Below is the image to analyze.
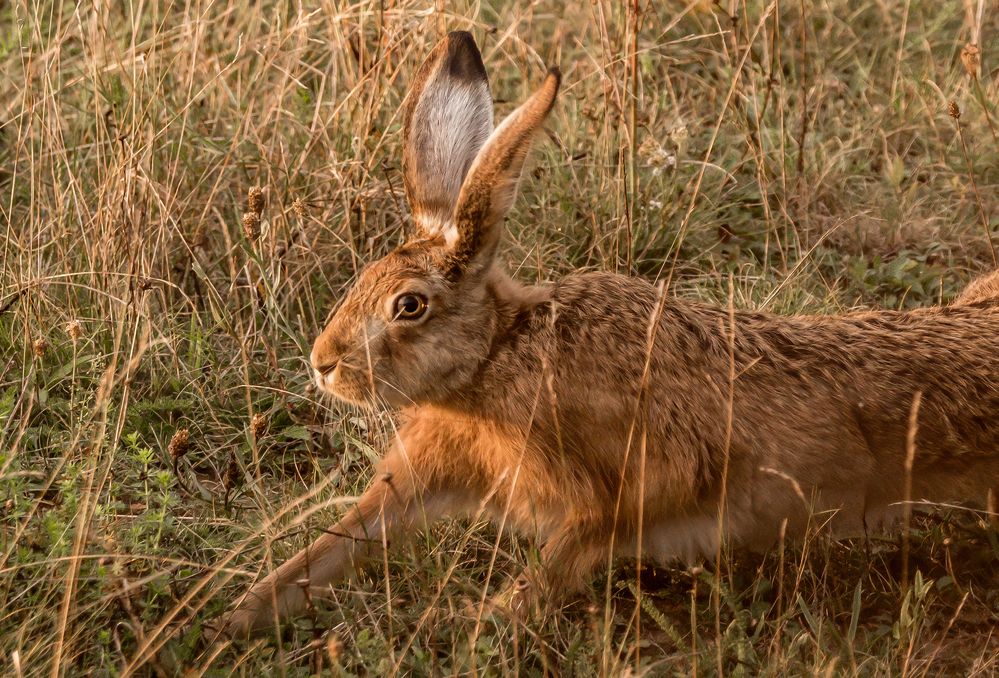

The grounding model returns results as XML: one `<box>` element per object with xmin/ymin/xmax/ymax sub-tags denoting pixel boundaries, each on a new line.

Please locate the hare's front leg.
<box><xmin>217</xmin><ymin>447</ymin><xmax>450</xmax><ymax>639</ymax></box>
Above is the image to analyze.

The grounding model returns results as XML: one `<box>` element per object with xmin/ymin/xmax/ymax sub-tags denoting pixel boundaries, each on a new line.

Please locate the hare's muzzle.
<box><xmin>313</xmin><ymin>358</ymin><xmax>338</xmax><ymax>376</ymax></box>
<box><xmin>310</xmin><ymin>347</ymin><xmax>339</xmax><ymax>390</ymax></box>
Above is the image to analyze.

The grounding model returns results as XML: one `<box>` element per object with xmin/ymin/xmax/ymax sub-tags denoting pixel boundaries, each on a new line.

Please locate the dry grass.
<box><xmin>1</xmin><ymin>0</ymin><xmax>998</xmax><ymax>675</ymax></box>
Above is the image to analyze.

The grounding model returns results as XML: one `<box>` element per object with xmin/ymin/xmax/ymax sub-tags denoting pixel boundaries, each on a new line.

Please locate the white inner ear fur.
<box><xmin>413</xmin><ymin>212</ymin><xmax>461</xmax><ymax>248</ymax></box>
<box><xmin>410</xmin><ymin>76</ymin><xmax>492</xmax><ymax>243</ymax></box>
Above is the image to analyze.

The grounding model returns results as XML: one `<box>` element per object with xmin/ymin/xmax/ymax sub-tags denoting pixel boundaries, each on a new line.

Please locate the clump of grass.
<box><xmin>1</xmin><ymin>0</ymin><xmax>996</xmax><ymax>674</ymax></box>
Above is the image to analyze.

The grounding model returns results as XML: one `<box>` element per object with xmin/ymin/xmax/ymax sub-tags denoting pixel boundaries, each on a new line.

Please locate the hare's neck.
<box><xmin>425</xmin><ymin>266</ymin><xmax>550</xmax><ymax>413</ymax></box>
<box><xmin>483</xmin><ymin>267</ymin><xmax>552</xmax><ymax>359</ymax></box>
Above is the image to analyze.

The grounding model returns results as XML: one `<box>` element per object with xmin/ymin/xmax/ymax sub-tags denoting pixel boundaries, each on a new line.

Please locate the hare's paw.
<box><xmin>202</xmin><ymin>603</ymin><xmax>271</xmax><ymax>646</ymax></box>
<box><xmin>489</xmin><ymin>571</ymin><xmax>547</xmax><ymax>621</ymax></box>
<box><xmin>201</xmin><ymin>612</ymin><xmax>245</xmax><ymax>645</ymax></box>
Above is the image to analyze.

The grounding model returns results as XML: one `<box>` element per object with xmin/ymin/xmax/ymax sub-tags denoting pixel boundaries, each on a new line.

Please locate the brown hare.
<box><xmin>217</xmin><ymin>31</ymin><xmax>999</xmax><ymax>638</ymax></box>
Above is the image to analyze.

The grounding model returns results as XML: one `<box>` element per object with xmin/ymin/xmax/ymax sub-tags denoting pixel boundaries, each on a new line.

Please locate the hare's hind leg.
<box><xmin>954</xmin><ymin>269</ymin><xmax>999</xmax><ymax>305</ymax></box>
<box><xmin>216</xmin><ymin>445</ymin><xmax>454</xmax><ymax>639</ymax></box>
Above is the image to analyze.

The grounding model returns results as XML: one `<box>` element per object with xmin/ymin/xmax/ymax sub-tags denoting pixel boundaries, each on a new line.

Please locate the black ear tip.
<box><xmin>446</xmin><ymin>30</ymin><xmax>476</xmax><ymax>43</ymax></box>
<box><xmin>443</xmin><ymin>31</ymin><xmax>487</xmax><ymax>84</ymax></box>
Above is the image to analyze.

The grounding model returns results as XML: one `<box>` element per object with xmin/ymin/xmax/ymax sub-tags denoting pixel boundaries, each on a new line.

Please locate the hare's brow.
<box><xmin>364</xmin><ymin>263</ymin><xmax>428</xmax><ymax>294</ymax></box>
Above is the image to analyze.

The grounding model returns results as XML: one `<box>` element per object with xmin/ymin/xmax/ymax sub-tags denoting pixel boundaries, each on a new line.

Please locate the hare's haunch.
<box><xmin>216</xmin><ymin>32</ymin><xmax>999</xmax><ymax>638</ymax></box>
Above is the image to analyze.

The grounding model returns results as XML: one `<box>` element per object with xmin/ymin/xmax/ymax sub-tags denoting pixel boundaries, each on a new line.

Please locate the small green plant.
<box><xmin>1</xmin><ymin>0</ymin><xmax>996</xmax><ymax>674</ymax></box>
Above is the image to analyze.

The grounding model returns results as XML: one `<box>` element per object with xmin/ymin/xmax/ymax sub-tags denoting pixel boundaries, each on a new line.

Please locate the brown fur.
<box><xmin>955</xmin><ymin>269</ymin><xmax>999</xmax><ymax>305</ymax></box>
<box><xmin>215</xmin><ymin>34</ymin><xmax>999</xmax><ymax>638</ymax></box>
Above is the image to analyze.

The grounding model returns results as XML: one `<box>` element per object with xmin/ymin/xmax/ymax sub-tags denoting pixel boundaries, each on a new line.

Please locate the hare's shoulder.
<box><xmin>482</xmin><ymin>271</ymin><xmax>662</xmax><ymax>377</ymax></box>
<box><xmin>534</xmin><ymin>271</ymin><xmax>668</xmax><ymax>361</ymax></box>
<box><xmin>551</xmin><ymin>271</ymin><xmax>659</xmax><ymax>318</ymax></box>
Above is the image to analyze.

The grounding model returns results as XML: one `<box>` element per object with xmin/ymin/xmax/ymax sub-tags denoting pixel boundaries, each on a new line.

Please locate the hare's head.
<box><xmin>310</xmin><ymin>32</ymin><xmax>560</xmax><ymax>407</ymax></box>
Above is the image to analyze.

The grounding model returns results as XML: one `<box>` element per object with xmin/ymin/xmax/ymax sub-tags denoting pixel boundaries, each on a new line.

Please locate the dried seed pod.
<box><xmin>33</xmin><ymin>337</ymin><xmax>48</xmax><ymax>358</ymax></box>
<box><xmin>250</xmin><ymin>412</ymin><xmax>268</xmax><ymax>438</ymax></box>
<box><xmin>241</xmin><ymin>211</ymin><xmax>261</xmax><ymax>241</ymax></box>
<box><xmin>292</xmin><ymin>198</ymin><xmax>307</xmax><ymax>218</ymax></box>
<box><xmin>947</xmin><ymin>101</ymin><xmax>961</xmax><ymax>120</ymax></box>
<box><xmin>247</xmin><ymin>186</ymin><xmax>265</xmax><ymax>215</ymax></box>
<box><xmin>224</xmin><ymin>457</ymin><xmax>241</xmax><ymax>490</ymax></box>
<box><xmin>66</xmin><ymin>320</ymin><xmax>82</xmax><ymax>341</ymax></box>
<box><xmin>168</xmin><ymin>428</ymin><xmax>191</xmax><ymax>460</ymax></box>
<box><xmin>961</xmin><ymin>43</ymin><xmax>980</xmax><ymax>79</ymax></box>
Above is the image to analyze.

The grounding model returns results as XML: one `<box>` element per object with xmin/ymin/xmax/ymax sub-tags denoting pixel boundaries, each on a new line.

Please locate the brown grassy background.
<box><xmin>1</xmin><ymin>0</ymin><xmax>997</xmax><ymax>674</ymax></box>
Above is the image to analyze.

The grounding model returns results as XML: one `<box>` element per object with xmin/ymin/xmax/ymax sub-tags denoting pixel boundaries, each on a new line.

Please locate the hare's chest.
<box><xmin>473</xmin><ymin>433</ymin><xmax>613</xmax><ymax>539</ymax></box>
<box><xmin>403</xmin><ymin>408</ymin><xmax>596</xmax><ymax>537</ymax></box>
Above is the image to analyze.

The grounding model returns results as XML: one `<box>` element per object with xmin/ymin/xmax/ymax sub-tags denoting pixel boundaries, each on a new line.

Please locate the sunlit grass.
<box><xmin>1</xmin><ymin>0</ymin><xmax>997</xmax><ymax>674</ymax></box>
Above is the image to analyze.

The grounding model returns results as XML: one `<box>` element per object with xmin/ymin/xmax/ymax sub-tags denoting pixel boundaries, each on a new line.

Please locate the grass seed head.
<box><xmin>947</xmin><ymin>101</ymin><xmax>961</xmax><ymax>120</ymax></box>
<box><xmin>247</xmin><ymin>186</ymin><xmax>265</xmax><ymax>215</ymax></box>
<box><xmin>32</xmin><ymin>337</ymin><xmax>48</xmax><ymax>358</ymax></box>
<box><xmin>961</xmin><ymin>43</ymin><xmax>980</xmax><ymax>79</ymax></box>
<box><xmin>292</xmin><ymin>197</ymin><xmax>307</xmax><ymax>218</ymax></box>
<box><xmin>250</xmin><ymin>412</ymin><xmax>268</xmax><ymax>437</ymax></box>
<box><xmin>168</xmin><ymin>428</ymin><xmax>190</xmax><ymax>460</ymax></box>
<box><xmin>241</xmin><ymin>211</ymin><xmax>261</xmax><ymax>241</ymax></box>
<box><xmin>66</xmin><ymin>320</ymin><xmax>82</xmax><ymax>341</ymax></box>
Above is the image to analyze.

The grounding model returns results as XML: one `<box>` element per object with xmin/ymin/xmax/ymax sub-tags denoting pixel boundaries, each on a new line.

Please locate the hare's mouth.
<box><xmin>312</xmin><ymin>360</ymin><xmax>337</xmax><ymax>393</ymax></box>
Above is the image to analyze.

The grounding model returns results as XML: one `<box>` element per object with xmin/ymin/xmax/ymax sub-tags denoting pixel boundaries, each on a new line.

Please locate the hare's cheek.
<box><xmin>313</xmin><ymin>362</ymin><xmax>362</xmax><ymax>400</ymax></box>
<box><xmin>325</xmin><ymin>366</ymin><xmax>377</xmax><ymax>406</ymax></box>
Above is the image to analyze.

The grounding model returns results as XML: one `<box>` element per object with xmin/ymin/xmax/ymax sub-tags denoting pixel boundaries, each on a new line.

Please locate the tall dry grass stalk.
<box><xmin>1</xmin><ymin>0</ymin><xmax>997</xmax><ymax>674</ymax></box>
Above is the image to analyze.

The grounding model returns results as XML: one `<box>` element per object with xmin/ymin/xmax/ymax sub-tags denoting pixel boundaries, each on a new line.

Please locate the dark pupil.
<box><xmin>399</xmin><ymin>295</ymin><xmax>422</xmax><ymax>316</ymax></box>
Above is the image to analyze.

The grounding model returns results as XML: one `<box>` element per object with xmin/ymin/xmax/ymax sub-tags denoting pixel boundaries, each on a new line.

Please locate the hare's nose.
<box><xmin>310</xmin><ymin>343</ymin><xmax>339</xmax><ymax>375</ymax></box>
<box><xmin>311</xmin><ymin>325</ymin><xmax>348</xmax><ymax>374</ymax></box>
<box><xmin>311</xmin><ymin>354</ymin><xmax>339</xmax><ymax>376</ymax></box>
<box><xmin>315</xmin><ymin>360</ymin><xmax>338</xmax><ymax>375</ymax></box>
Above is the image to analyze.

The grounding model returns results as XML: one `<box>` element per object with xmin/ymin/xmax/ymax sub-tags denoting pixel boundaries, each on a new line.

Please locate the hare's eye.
<box><xmin>392</xmin><ymin>293</ymin><xmax>428</xmax><ymax>321</ymax></box>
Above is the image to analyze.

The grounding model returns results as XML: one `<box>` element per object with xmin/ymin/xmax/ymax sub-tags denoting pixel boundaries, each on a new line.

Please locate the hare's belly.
<box><xmin>640</xmin><ymin>514</ymin><xmax>722</xmax><ymax>563</ymax></box>
<box><xmin>635</xmin><ymin>484</ymin><xmax>875</xmax><ymax>563</ymax></box>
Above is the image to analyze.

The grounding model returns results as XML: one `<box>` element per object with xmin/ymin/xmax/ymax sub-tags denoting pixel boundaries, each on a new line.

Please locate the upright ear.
<box><xmin>449</xmin><ymin>67</ymin><xmax>561</xmax><ymax>270</ymax></box>
<box><xmin>402</xmin><ymin>31</ymin><xmax>493</xmax><ymax>242</ymax></box>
